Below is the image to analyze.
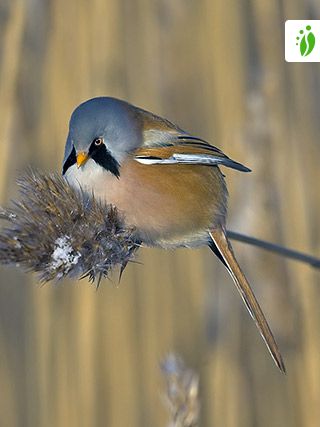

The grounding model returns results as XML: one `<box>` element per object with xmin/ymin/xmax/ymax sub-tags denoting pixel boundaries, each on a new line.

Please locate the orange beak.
<box><xmin>76</xmin><ymin>151</ymin><xmax>89</xmax><ymax>168</ymax></box>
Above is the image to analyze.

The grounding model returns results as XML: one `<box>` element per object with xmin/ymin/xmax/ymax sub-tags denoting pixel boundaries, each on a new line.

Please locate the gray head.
<box><xmin>63</xmin><ymin>97</ymin><xmax>143</xmax><ymax>176</ymax></box>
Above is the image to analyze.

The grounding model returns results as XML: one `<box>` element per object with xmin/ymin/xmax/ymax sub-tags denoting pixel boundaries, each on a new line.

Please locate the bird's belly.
<box><xmin>65</xmin><ymin>160</ymin><xmax>227</xmax><ymax>248</ymax></box>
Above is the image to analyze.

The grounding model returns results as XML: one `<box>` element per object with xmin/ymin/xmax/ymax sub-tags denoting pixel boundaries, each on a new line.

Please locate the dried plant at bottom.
<box><xmin>161</xmin><ymin>354</ymin><xmax>200</xmax><ymax>427</ymax></box>
<box><xmin>0</xmin><ymin>170</ymin><xmax>139</xmax><ymax>284</ymax></box>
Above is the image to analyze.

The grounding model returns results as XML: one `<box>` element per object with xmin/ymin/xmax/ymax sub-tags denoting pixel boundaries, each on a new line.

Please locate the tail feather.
<box><xmin>209</xmin><ymin>228</ymin><xmax>286</xmax><ymax>373</ymax></box>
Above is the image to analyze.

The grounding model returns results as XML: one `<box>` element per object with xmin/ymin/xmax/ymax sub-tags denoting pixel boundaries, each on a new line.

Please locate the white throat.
<box><xmin>64</xmin><ymin>158</ymin><xmax>112</xmax><ymax>196</ymax></box>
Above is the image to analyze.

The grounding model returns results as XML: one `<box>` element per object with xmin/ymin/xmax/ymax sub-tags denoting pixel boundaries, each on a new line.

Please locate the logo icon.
<box><xmin>296</xmin><ymin>25</ymin><xmax>315</xmax><ymax>56</ymax></box>
<box><xmin>285</xmin><ymin>20</ymin><xmax>320</xmax><ymax>62</ymax></box>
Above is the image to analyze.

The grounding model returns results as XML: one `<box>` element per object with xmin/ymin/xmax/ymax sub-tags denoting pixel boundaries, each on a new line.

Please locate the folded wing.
<box><xmin>134</xmin><ymin>135</ymin><xmax>251</xmax><ymax>173</ymax></box>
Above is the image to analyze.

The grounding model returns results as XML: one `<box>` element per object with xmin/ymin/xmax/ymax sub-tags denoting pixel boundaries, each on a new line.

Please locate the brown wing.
<box><xmin>135</xmin><ymin>106</ymin><xmax>250</xmax><ymax>172</ymax></box>
<box><xmin>134</xmin><ymin>136</ymin><xmax>251</xmax><ymax>173</ymax></box>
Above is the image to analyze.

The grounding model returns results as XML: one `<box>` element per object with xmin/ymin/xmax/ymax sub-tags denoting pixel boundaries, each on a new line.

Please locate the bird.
<box><xmin>62</xmin><ymin>96</ymin><xmax>285</xmax><ymax>372</ymax></box>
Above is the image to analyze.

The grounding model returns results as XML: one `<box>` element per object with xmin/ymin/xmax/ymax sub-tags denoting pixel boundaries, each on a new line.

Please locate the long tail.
<box><xmin>209</xmin><ymin>228</ymin><xmax>286</xmax><ymax>373</ymax></box>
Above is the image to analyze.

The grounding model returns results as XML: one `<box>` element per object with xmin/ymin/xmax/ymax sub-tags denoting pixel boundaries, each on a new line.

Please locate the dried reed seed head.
<box><xmin>0</xmin><ymin>169</ymin><xmax>139</xmax><ymax>284</ymax></box>
<box><xmin>161</xmin><ymin>354</ymin><xmax>200</xmax><ymax>427</ymax></box>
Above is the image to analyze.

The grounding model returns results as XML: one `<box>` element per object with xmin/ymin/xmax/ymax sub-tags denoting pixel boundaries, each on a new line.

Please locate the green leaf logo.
<box><xmin>296</xmin><ymin>25</ymin><xmax>316</xmax><ymax>57</ymax></box>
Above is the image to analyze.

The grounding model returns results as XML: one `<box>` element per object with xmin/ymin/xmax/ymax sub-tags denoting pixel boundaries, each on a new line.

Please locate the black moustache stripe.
<box><xmin>62</xmin><ymin>144</ymin><xmax>120</xmax><ymax>178</ymax></box>
<box><xmin>63</xmin><ymin>146</ymin><xmax>77</xmax><ymax>175</ymax></box>
<box><xmin>90</xmin><ymin>144</ymin><xmax>120</xmax><ymax>178</ymax></box>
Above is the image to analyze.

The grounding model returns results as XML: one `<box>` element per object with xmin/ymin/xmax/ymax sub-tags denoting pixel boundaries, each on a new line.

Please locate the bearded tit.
<box><xmin>63</xmin><ymin>97</ymin><xmax>285</xmax><ymax>372</ymax></box>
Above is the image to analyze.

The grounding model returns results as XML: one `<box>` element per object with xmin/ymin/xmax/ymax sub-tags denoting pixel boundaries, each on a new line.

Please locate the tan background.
<box><xmin>1</xmin><ymin>0</ymin><xmax>320</xmax><ymax>426</ymax></box>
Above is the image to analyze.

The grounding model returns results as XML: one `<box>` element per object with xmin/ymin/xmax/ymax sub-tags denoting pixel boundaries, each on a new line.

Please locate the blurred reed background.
<box><xmin>0</xmin><ymin>0</ymin><xmax>320</xmax><ymax>426</ymax></box>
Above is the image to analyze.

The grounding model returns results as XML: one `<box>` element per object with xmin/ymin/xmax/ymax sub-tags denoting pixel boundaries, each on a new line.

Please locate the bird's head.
<box><xmin>62</xmin><ymin>97</ymin><xmax>143</xmax><ymax>178</ymax></box>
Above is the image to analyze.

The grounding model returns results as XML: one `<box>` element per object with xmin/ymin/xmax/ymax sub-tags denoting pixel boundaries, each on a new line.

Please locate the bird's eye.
<box><xmin>94</xmin><ymin>137</ymin><xmax>103</xmax><ymax>146</ymax></box>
